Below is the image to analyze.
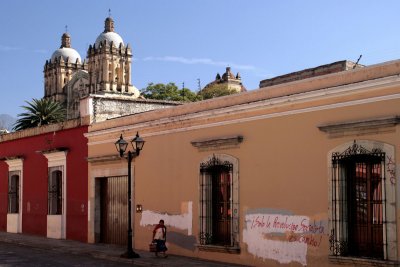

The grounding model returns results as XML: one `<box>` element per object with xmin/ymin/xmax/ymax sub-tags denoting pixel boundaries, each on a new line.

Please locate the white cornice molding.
<box><xmin>85</xmin><ymin>75</ymin><xmax>400</xmax><ymax>144</ymax></box>
<box><xmin>87</xmin><ymin>92</ymin><xmax>400</xmax><ymax>146</ymax></box>
<box><xmin>191</xmin><ymin>135</ymin><xmax>244</xmax><ymax>151</ymax></box>
<box><xmin>4</xmin><ymin>158</ymin><xmax>23</xmax><ymax>170</ymax></box>
<box><xmin>319</xmin><ymin>116</ymin><xmax>400</xmax><ymax>132</ymax></box>
<box><xmin>42</xmin><ymin>150</ymin><xmax>68</xmax><ymax>168</ymax></box>
<box><xmin>318</xmin><ymin>116</ymin><xmax>400</xmax><ymax>138</ymax></box>
<box><xmin>87</xmin><ymin>154</ymin><xmax>121</xmax><ymax>163</ymax></box>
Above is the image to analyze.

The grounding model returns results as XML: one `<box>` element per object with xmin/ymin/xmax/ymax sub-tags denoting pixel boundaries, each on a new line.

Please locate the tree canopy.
<box><xmin>140</xmin><ymin>82</ymin><xmax>240</xmax><ymax>102</ymax></box>
<box><xmin>13</xmin><ymin>98</ymin><xmax>66</xmax><ymax>131</ymax></box>
<box><xmin>179</xmin><ymin>87</ymin><xmax>202</xmax><ymax>102</ymax></box>
<box><xmin>140</xmin><ymin>82</ymin><xmax>201</xmax><ymax>102</ymax></box>
<box><xmin>197</xmin><ymin>84</ymin><xmax>238</xmax><ymax>100</ymax></box>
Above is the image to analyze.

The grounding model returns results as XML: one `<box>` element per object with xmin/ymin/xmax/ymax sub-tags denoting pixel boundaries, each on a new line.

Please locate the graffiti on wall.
<box><xmin>140</xmin><ymin>201</ymin><xmax>193</xmax><ymax>235</ymax></box>
<box><xmin>243</xmin><ymin>211</ymin><xmax>326</xmax><ymax>266</ymax></box>
<box><xmin>386</xmin><ymin>155</ymin><xmax>396</xmax><ymax>185</ymax></box>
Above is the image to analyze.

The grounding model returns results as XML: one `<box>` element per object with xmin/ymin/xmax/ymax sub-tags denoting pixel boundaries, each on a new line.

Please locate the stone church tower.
<box><xmin>43</xmin><ymin>16</ymin><xmax>140</xmax><ymax>120</ymax></box>
<box><xmin>87</xmin><ymin>16</ymin><xmax>139</xmax><ymax>97</ymax></box>
<box><xmin>202</xmin><ymin>67</ymin><xmax>247</xmax><ymax>93</ymax></box>
<box><xmin>43</xmin><ymin>32</ymin><xmax>86</xmax><ymax>106</ymax></box>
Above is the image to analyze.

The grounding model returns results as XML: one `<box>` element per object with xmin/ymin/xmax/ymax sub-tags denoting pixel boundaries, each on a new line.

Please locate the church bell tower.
<box><xmin>44</xmin><ymin>32</ymin><xmax>86</xmax><ymax>106</ymax></box>
<box><xmin>87</xmin><ymin>16</ymin><xmax>139</xmax><ymax>97</ymax></box>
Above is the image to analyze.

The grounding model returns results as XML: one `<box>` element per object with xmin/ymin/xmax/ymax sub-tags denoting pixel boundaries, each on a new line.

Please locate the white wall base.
<box><xmin>47</xmin><ymin>215</ymin><xmax>64</xmax><ymax>239</ymax></box>
<box><xmin>7</xmin><ymin>214</ymin><xmax>20</xmax><ymax>233</ymax></box>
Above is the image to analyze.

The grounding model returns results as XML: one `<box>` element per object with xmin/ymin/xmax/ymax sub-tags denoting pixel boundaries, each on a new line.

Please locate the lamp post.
<box><xmin>115</xmin><ymin>132</ymin><xmax>145</xmax><ymax>259</ymax></box>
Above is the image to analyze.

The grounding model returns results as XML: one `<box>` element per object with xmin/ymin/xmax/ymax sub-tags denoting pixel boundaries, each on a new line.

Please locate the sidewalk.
<box><xmin>0</xmin><ymin>232</ymin><xmax>247</xmax><ymax>267</ymax></box>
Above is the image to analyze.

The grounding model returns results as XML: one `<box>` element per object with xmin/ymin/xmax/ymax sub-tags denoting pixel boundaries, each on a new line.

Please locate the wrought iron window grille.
<box><xmin>199</xmin><ymin>154</ymin><xmax>234</xmax><ymax>247</ymax></box>
<box><xmin>48</xmin><ymin>168</ymin><xmax>63</xmax><ymax>215</ymax></box>
<box><xmin>8</xmin><ymin>172</ymin><xmax>19</xmax><ymax>214</ymax></box>
<box><xmin>330</xmin><ymin>141</ymin><xmax>387</xmax><ymax>260</ymax></box>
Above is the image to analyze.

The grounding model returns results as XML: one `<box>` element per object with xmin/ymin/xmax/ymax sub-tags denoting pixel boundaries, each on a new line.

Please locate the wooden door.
<box><xmin>100</xmin><ymin>176</ymin><xmax>128</xmax><ymax>245</ymax></box>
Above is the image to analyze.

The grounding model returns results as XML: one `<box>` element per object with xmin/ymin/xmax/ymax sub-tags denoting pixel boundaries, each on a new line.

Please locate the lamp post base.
<box><xmin>121</xmin><ymin>250</ymin><xmax>140</xmax><ymax>258</ymax></box>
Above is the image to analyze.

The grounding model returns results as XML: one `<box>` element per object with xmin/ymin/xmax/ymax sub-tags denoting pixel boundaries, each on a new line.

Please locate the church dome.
<box><xmin>50</xmin><ymin>32</ymin><xmax>81</xmax><ymax>63</ymax></box>
<box><xmin>94</xmin><ymin>16</ymin><xmax>124</xmax><ymax>48</ymax></box>
<box><xmin>95</xmin><ymin>32</ymin><xmax>124</xmax><ymax>47</ymax></box>
<box><xmin>51</xmin><ymin>47</ymin><xmax>81</xmax><ymax>63</ymax></box>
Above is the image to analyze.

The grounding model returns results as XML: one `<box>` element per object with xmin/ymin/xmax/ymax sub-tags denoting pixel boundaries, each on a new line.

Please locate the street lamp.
<box><xmin>115</xmin><ymin>132</ymin><xmax>145</xmax><ymax>259</ymax></box>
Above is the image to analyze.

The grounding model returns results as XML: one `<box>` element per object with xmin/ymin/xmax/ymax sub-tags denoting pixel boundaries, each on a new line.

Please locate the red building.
<box><xmin>0</xmin><ymin>120</ymin><xmax>88</xmax><ymax>242</ymax></box>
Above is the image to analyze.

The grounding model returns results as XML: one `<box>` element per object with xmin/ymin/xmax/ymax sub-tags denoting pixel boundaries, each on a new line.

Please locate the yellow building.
<box><xmin>85</xmin><ymin>59</ymin><xmax>400</xmax><ymax>266</ymax></box>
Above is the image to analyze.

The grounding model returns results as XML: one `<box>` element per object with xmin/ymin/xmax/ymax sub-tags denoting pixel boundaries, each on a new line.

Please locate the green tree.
<box><xmin>141</xmin><ymin>82</ymin><xmax>181</xmax><ymax>101</ymax></box>
<box><xmin>180</xmin><ymin>88</ymin><xmax>202</xmax><ymax>102</ymax></box>
<box><xmin>197</xmin><ymin>84</ymin><xmax>238</xmax><ymax>100</ymax></box>
<box><xmin>141</xmin><ymin>82</ymin><xmax>201</xmax><ymax>102</ymax></box>
<box><xmin>13</xmin><ymin>98</ymin><xmax>66</xmax><ymax>131</ymax></box>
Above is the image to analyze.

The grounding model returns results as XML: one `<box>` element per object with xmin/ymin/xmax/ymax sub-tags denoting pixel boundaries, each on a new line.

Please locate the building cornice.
<box><xmin>318</xmin><ymin>116</ymin><xmax>400</xmax><ymax>138</ymax></box>
<box><xmin>39</xmin><ymin>147</ymin><xmax>69</xmax><ymax>155</ymax></box>
<box><xmin>87</xmin><ymin>154</ymin><xmax>121</xmax><ymax>163</ymax></box>
<box><xmin>3</xmin><ymin>157</ymin><xmax>24</xmax><ymax>170</ymax></box>
<box><xmin>0</xmin><ymin>156</ymin><xmax>24</xmax><ymax>162</ymax></box>
<box><xmin>88</xmin><ymin>93</ymin><xmax>182</xmax><ymax>105</ymax></box>
<box><xmin>88</xmin><ymin>59</ymin><xmax>400</xmax><ymax>134</ymax></box>
<box><xmin>0</xmin><ymin>119</ymin><xmax>87</xmax><ymax>143</ymax></box>
<box><xmin>191</xmin><ymin>135</ymin><xmax>244</xmax><ymax>151</ymax></box>
<box><xmin>86</xmin><ymin>74</ymin><xmax>400</xmax><ymax>143</ymax></box>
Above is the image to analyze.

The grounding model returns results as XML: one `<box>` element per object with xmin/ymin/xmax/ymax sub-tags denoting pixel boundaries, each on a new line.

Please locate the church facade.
<box><xmin>43</xmin><ymin>16</ymin><xmax>177</xmax><ymax>122</ymax></box>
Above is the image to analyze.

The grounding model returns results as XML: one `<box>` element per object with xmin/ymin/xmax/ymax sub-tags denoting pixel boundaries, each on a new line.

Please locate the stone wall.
<box><xmin>87</xmin><ymin>94</ymin><xmax>181</xmax><ymax>123</ymax></box>
<box><xmin>259</xmin><ymin>60</ymin><xmax>364</xmax><ymax>88</ymax></box>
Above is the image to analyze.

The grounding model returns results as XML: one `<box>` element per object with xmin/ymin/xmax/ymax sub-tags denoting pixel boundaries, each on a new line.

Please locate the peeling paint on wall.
<box><xmin>245</xmin><ymin>208</ymin><xmax>294</xmax><ymax>216</ymax></box>
<box><xmin>243</xmin><ymin>212</ymin><xmax>325</xmax><ymax>266</ymax></box>
<box><xmin>140</xmin><ymin>201</ymin><xmax>193</xmax><ymax>235</ymax></box>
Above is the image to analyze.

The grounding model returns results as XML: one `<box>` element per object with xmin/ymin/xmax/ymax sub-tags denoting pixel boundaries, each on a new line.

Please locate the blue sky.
<box><xmin>1</xmin><ymin>0</ymin><xmax>400</xmax><ymax>117</ymax></box>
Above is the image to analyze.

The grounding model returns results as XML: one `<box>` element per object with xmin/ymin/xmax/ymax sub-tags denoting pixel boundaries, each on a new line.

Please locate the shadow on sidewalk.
<box><xmin>0</xmin><ymin>232</ymin><xmax>249</xmax><ymax>267</ymax></box>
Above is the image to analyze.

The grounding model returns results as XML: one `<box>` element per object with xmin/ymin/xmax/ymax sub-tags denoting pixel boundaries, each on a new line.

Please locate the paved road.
<box><xmin>0</xmin><ymin>241</ymin><xmax>134</xmax><ymax>267</ymax></box>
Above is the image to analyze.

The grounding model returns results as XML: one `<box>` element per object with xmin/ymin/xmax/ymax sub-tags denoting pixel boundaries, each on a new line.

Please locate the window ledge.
<box><xmin>318</xmin><ymin>116</ymin><xmax>400</xmax><ymax>138</ymax></box>
<box><xmin>329</xmin><ymin>256</ymin><xmax>398</xmax><ymax>266</ymax></box>
<box><xmin>0</xmin><ymin>156</ymin><xmax>24</xmax><ymax>161</ymax></box>
<box><xmin>191</xmin><ymin>135</ymin><xmax>243</xmax><ymax>151</ymax></box>
<box><xmin>39</xmin><ymin>147</ymin><xmax>69</xmax><ymax>154</ymax></box>
<box><xmin>196</xmin><ymin>244</ymin><xmax>240</xmax><ymax>254</ymax></box>
<box><xmin>87</xmin><ymin>154</ymin><xmax>121</xmax><ymax>163</ymax></box>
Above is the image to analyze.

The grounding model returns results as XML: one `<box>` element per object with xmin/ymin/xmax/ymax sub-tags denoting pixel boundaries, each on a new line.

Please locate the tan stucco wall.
<box><xmin>86</xmin><ymin>61</ymin><xmax>400</xmax><ymax>266</ymax></box>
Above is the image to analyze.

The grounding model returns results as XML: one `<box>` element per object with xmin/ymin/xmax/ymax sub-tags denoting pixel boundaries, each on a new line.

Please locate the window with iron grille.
<box><xmin>8</xmin><ymin>171</ymin><xmax>20</xmax><ymax>214</ymax></box>
<box><xmin>199</xmin><ymin>154</ymin><xmax>239</xmax><ymax>248</ymax></box>
<box><xmin>48</xmin><ymin>166</ymin><xmax>63</xmax><ymax>215</ymax></box>
<box><xmin>330</xmin><ymin>142</ymin><xmax>387</xmax><ymax>260</ymax></box>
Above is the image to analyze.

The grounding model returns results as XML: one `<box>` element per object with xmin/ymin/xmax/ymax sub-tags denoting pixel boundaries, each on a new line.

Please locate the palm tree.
<box><xmin>13</xmin><ymin>98</ymin><xmax>66</xmax><ymax>131</ymax></box>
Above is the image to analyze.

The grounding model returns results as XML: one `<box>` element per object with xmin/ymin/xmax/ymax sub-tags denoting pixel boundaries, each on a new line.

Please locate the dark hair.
<box><xmin>159</xmin><ymin>219</ymin><xmax>164</xmax><ymax>224</ymax></box>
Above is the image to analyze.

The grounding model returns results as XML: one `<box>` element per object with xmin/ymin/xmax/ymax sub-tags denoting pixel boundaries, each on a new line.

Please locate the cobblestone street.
<box><xmin>0</xmin><ymin>232</ymin><xmax>247</xmax><ymax>267</ymax></box>
<box><xmin>0</xmin><ymin>242</ymin><xmax>134</xmax><ymax>266</ymax></box>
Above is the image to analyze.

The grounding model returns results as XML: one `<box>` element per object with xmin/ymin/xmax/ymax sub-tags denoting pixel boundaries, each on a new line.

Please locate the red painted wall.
<box><xmin>0</xmin><ymin>125</ymin><xmax>88</xmax><ymax>242</ymax></box>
